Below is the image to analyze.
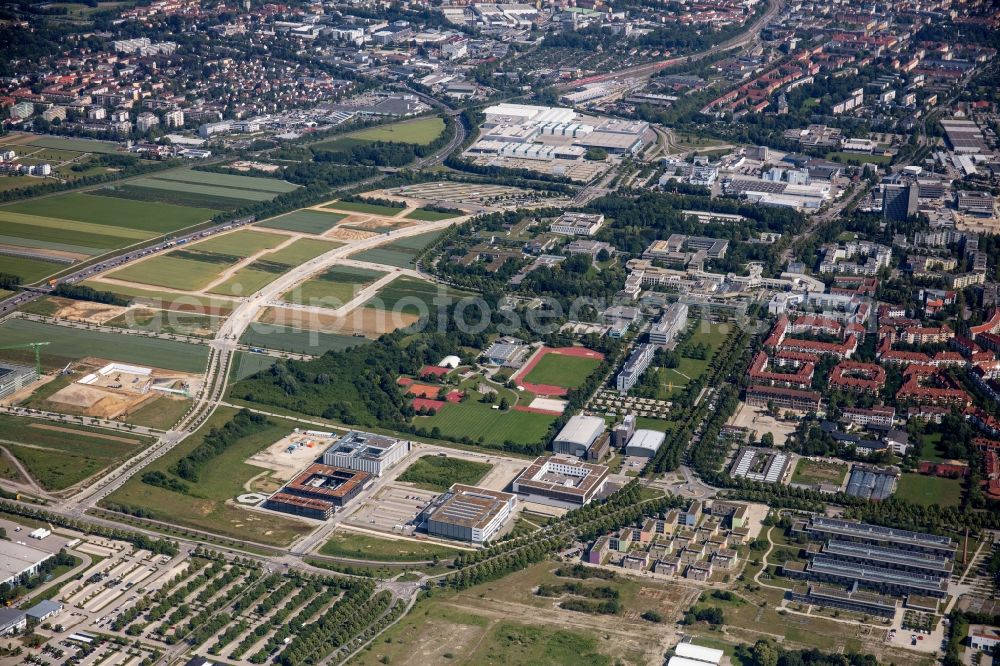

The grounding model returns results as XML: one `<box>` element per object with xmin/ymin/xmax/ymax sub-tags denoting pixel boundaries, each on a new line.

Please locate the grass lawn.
<box><xmin>101</xmin><ymin>407</ymin><xmax>314</xmax><ymax>546</ymax></box>
<box><xmin>405</xmin><ymin>208</ymin><xmax>458</xmax><ymax>222</ymax></box>
<box><xmin>0</xmin><ymin>255</ymin><xmax>66</xmax><ymax>283</ymax></box>
<box><xmin>826</xmin><ymin>151</ymin><xmax>892</xmax><ymax>166</ymax></box>
<box><xmin>0</xmin><ymin>318</ymin><xmax>210</xmax><ymax>373</ymax></box>
<box><xmin>105</xmin><ymin>309</ymin><xmax>223</xmax><ymax>338</ymax></box>
<box><xmin>523</xmin><ymin>353</ymin><xmax>601</xmax><ymax>389</ymax></box>
<box><xmin>265</xmin><ymin>238</ymin><xmax>341</xmax><ymax>264</ymax></box>
<box><xmin>150</xmin><ymin>168</ymin><xmax>298</xmax><ymax>193</ymax></box>
<box><xmin>319</xmin><ymin>531</ymin><xmax>460</xmax><ymax>562</ymax></box>
<box><xmin>126</xmin><ymin>176</ymin><xmax>278</xmax><ymax>202</ymax></box>
<box><xmin>0</xmin><ymin>413</ymin><xmax>152</xmax><ymax>491</ymax></box>
<box><xmin>23</xmin><ymin>135</ymin><xmax>121</xmax><ymax>154</ymax></box>
<box><xmin>918</xmin><ymin>433</ymin><xmax>946</xmax><ymax>463</ymax></box>
<box><xmin>397</xmin><ymin>455</ymin><xmax>492</xmax><ymax>492</ymax></box>
<box><xmin>232</xmin><ymin>351</ymin><xmax>276</xmax><ymax>382</ymax></box>
<box><xmin>792</xmin><ymin>459</ymin><xmax>848</xmax><ymax>487</ymax></box>
<box><xmin>257</xmin><ymin>210</ymin><xmax>346</xmax><ymax>234</ymax></box>
<box><xmin>634</xmin><ymin>416</ymin><xmax>675</xmax><ymax>431</ymax></box>
<box><xmin>895</xmin><ymin>473</ymin><xmax>963</xmax><ymax>508</ymax></box>
<box><xmin>415</xmin><ymin>400</ymin><xmax>555</xmax><ymax>447</ymax></box>
<box><xmin>283</xmin><ymin>265</ymin><xmax>386</xmax><ymax>307</ymax></box>
<box><xmin>188</xmin><ymin>229</ymin><xmax>287</xmax><ymax>257</ymax></box>
<box><xmin>346</xmin><ymin>117</ymin><xmax>445</xmax><ymax>145</ymax></box>
<box><xmin>323</xmin><ymin>200</ymin><xmax>404</xmax><ymax>216</ymax></box>
<box><xmin>107</xmin><ymin>254</ymin><xmax>227</xmax><ymax>291</ymax></box>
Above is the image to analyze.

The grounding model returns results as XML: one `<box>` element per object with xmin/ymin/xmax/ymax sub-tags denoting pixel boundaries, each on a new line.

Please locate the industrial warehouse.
<box><xmin>783</xmin><ymin>517</ymin><xmax>957</xmax><ymax>617</ymax></box>
<box><xmin>512</xmin><ymin>456</ymin><xmax>609</xmax><ymax>508</ymax></box>
<box><xmin>416</xmin><ymin>484</ymin><xmax>516</xmax><ymax>544</ymax></box>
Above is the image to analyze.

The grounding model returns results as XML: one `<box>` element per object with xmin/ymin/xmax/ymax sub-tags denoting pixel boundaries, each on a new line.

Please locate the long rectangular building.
<box><xmin>322</xmin><ymin>431</ymin><xmax>409</xmax><ymax>477</ymax></box>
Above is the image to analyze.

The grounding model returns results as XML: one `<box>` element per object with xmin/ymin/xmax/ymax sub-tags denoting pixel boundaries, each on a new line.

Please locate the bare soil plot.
<box><xmin>51</xmin><ymin>297</ymin><xmax>131</xmax><ymax>324</ymax></box>
<box><xmin>259</xmin><ymin>305</ymin><xmax>419</xmax><ymax>337</ymax></box>
<box><xmin>325</xmin><ymin>227</ymin><xmax>380</xmax><ymax>242</ymax></box>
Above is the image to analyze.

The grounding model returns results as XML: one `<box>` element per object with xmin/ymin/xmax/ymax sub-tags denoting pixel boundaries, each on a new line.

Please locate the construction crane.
<box><xmin>0</xmin><ymin>342</ymin><xmax>50</xmax><ymax>375</ymax></box>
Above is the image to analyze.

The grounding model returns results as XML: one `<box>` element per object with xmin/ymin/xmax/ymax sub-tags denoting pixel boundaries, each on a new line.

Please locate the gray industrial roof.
<box><xmin>553</xmin><ymin>415</ymin><xmax>605</xmax><ymax>447</ymax></box>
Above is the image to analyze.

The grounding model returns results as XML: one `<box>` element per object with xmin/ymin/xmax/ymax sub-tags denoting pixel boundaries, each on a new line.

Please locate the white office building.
<box><xmin>322</xmin><ymin>431</ymin><xmax>409</xmax><ymax>476</ymax></box>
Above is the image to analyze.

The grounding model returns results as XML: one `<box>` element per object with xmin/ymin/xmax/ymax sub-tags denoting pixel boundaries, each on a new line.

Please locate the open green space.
<box><xmin>123</xmin><ymin>396</ymin><xmax>191</xmax><ymax>430</ymax></box>
<box><xmin>319</xmin><ymin>531</ymin><xmax>461</xmax><ymax>562</ymax></box>
<box><xmin>25</xmin><ymin>135</ymin><xmax>122</xmax><ymax>154</ymax></box>
<box><xmin>105</xmin><ymin>309</ymin><xmax>223</xmax><ymax>338</ymax></box>
<box><xmin>397</xmin><ymin>455</ymin><xmax>492</xmax><ymax>492</ymax></box>
<box><xmin>825</xmin><ymin>151</ymin><xmax>892</xmax><ymax>166</ymax></box>
<box><xmin>523</xmin><ymin>353</ymin><xmax>601</xmax><ymax>389</ymax></box>
<box><xmin>323</xmin><ymin>200</ymin><xmax>404</xmax><ymax>216</ymax></box>
<box><xmin>918</xmin><ymin>433</ymin><xmax>946</xmax><ymax>463</ymax></box>
<box><xmin>107</xmin><ymin>254</ymin><xmax>228</xmax><ymax>291</ymax></box>
<box><xmin>3</xmin><ymin>192</ymin><xmax>216</xmax><ymax>233</ymax></box>
<box><xmin>102</xmin><ymin>407</ymin><xmax>314</xmax><ymax>546</ymax></box>
<box><xmin>351</xmin><ymin>230</ymin><xmax>446</xmax><ymax>269</ymax></box>
<box><xmin>0</xmin><ymin>318</ymin><xmax>209</xmax><ymax>373</ymax></box>
<box><xmin>405</xmin><ymin>208</ymin><xmax>459</xmax><ymax>222</ymax></box>
<box><xmin>187</xmin><ymin>229</ymin><xmax>287</xmax><ymax>257</ymax></box>
<box><xmin>415</xmin><ymin>400</ymin><xmax>555</xmax><ymax>447</ymax></box>
<box><xmin>239</xmin><ymin>323</ymin><xmax>366</xmax><ymax>356</ymax></box>
<box><xmin>0</xmin><ymin>255</ymin><xmax>66</xmax><ymax>283</ymax></box>
<box><xmin>895</xmin><ymin>473</ymin><xmax>963</xmax><ymax>508</ymax></box>
<box><xmin>232</xmin><ymin>351</ymin><xmax>276</xmax><ymax>381</ymax></box>
<box><xmin>791</xmin><ymin>459</ymin><xmax>848</xmax><ymax>487</ymax></box>
<box><xmin>257</xmin><ymin>210</ymin><xmax>346</xmax><ymax>234</ymax></box>
<box><xmin>265</xmin><ymin>238</ymin><xmax>340</xmax><ymax>264</ymax></box>
<box><xmin>0</xmin><ymin>413</ymin><xmax>152</xmax><ymax>491</ymax></box>
<box><xmin>634</xmin><ymin>416</ymin><xmax>675</xmax><ymax>432</ymax></box>
<box><xmin>366</xmin><ymin>276</ymin><xmax>468</xmax><ymax>314</ymax></box>
<box><xmin>345</xmin><ymin>117</ymin><xmax>446</xmax><ymax>145</ymax></box>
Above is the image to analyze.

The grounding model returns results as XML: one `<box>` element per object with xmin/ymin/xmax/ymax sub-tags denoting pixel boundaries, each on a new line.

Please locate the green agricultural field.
<box><xmin>77</xmin><ymin>280</ymin><xmax>236</xmax><ymax>315</ymax></box>
<box><xmin>319</xmin><ymin>531</ymin><xmax>460</xmax><ymax>562</ymax></box>
<box><xmin>284</xmin><ymin>266</ymin><xmax>386</xmax><ymax>306</ymax></box>
<box><xmin>323</xmin><ymin>200</ymin><xmax>404</xmax><ymax>216</ymax></box>
<box><xmin>523</xmin><ymin>353</ymin><xmax>601</xmax><ymax>389</ymax></box>
<box><xmin>3</xmin><ymin>192</ymin><xmax>216</xmax><ymax>233</ymax></box>
<box><xmin>102</xmin><ymin>407</ymin><xmax>314</xmax><ymax>546</ymax></box>
<box><xmin>150</xmin><ymin>169</ymin><xmax>298</xmax><ymax>193</ymax></box>
<box><xmin>257</xmin><ymin>210</ymin><xmax>346</xmax><ymax>234</ymax></box>
<box><xmin>125</xmin><ymin>176</ymin><xmax>275</xmax><ymax>202</ymax></box>
<box><xmin>384</xmin><ymin>229</ymin><xmax>445</xmax><ymax>251</ymax></box>
<box><xmin>397</xmin><ymin>455</ymin><xmax>491</xmax><ymax>492</ymax></box>
<box><xmin>265</xmin><ymin>238</ymin><xmax>340</xmax><ymax>264</ymax></box>
<box><xmin>346</xmin><ymin>117</ymin><xmax>446</xmax><ymax>145</ymax></box>
<box><xmin>366</xmin><ymin>276</ymin><xmax>468</xmax><ymax>314</ymax></box>
<box><xmin>105</xmin><ymin>309</ymin><xmax>223</xmax><ymax>338</ymax></box>
<box><xmin>0</xmin><ymin>318</ymin><xmax>209</xmax><ymax>373</ymax></box>
<box><xmin>792</xmin><ymin>459</ymin><xmax>848</xmax><ymax>487</ymax></box>
<box><xmin>351</xmin><ymin>230</ymin><xmax>445</xmax><ymax>268</ymax></box>
<box><xmin>208</xmin><ymin>266</ymin><xmax>280</xmax><ymax>296</ymax></box>
<box><xmin>415</xmin><ymin>401</ymin><xmax>555</xmax><ymax>447</ymax></box>
<box><xmin>405</xmin><ymin>208</ymin><xmax>459</xmax><ymax>221</ymax></box>
<box><xmin>0</xmin><ymin>212</ymin><xmax>152</xmax><ymax>250</ymax></box>
<box><xmin>107</xmin><ymin>254</ymin><xmax>228</xmax><ymax>291</ymax></box>
<box><xmin>895</xmin><ymin>473</ymin><xmax>963</xmax><ymax>508</ymax></box>
<box><xmin>0</xmin><ymin>255</ymin><xmax>66</xmax><ymax>283</ymax></box>
<box><xmin>93</xmin><ymin>183</ymin><xmax>242</xmax><ymax>211</ymax></box>
<box><xmin>240</xmin><ymin>323</ymin><xmax>366</xmax><ymax>356</ymax></box>
<box><xmin>0</xmin><ymin>413</ymin><xmax>152</xmax><ymax>491</ymax></box>
<box><xmin>188</xmin><ymin>229</ymin><xmax>287</xmax><ymax>257</ymax></box>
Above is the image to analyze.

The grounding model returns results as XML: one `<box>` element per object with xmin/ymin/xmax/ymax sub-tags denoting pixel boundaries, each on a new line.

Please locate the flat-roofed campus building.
<box><xmin>418</xmin><ymin>484</ymin><xmax>516</xmax><ymax>544</ymax></box>
<box><xmin>266</xmin><ymin>463</ymin><xmax>371</xmax><ymax>520</ymax></box>
<box><xmin>552</xmin><ymin>414</ymin><xmax>608</xmax><ymax>459</ymax></box>
<box><xmin>512</xmin><ymin>456</ymin><xmax>609</xmax><ymax>508</ymax></box>
<box><xmin>784</xmin><ymin>516</ymin><xmax>956</xmax><ymax>605</ymax></box>
<box><xmin>649</xmin><ymin>303</ymin><xmax>688</xmax><ymax>346</ymax></box>
<box><xmin>0</xmin><ymin>362</ymin><xmax>37</xmax><ymax>400</ymax></box>
<box><xmin>729</xmin><ymin>447</ymin><xmax>789</xmax><ymax>483</ymax></box>
<box><xmin>322</xmin><ymin>431</ymin><xmax>409</xmax><ymax>477</ymax></box>
<box><xmin>625</xmin><ymin>429</ymin><xmax>665</xmax><ymax>458</ymax></box>
<box><xmin>0</xmin><ymin>539</ymin><xmax>55</xmax><ymax>587</ymax></box>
